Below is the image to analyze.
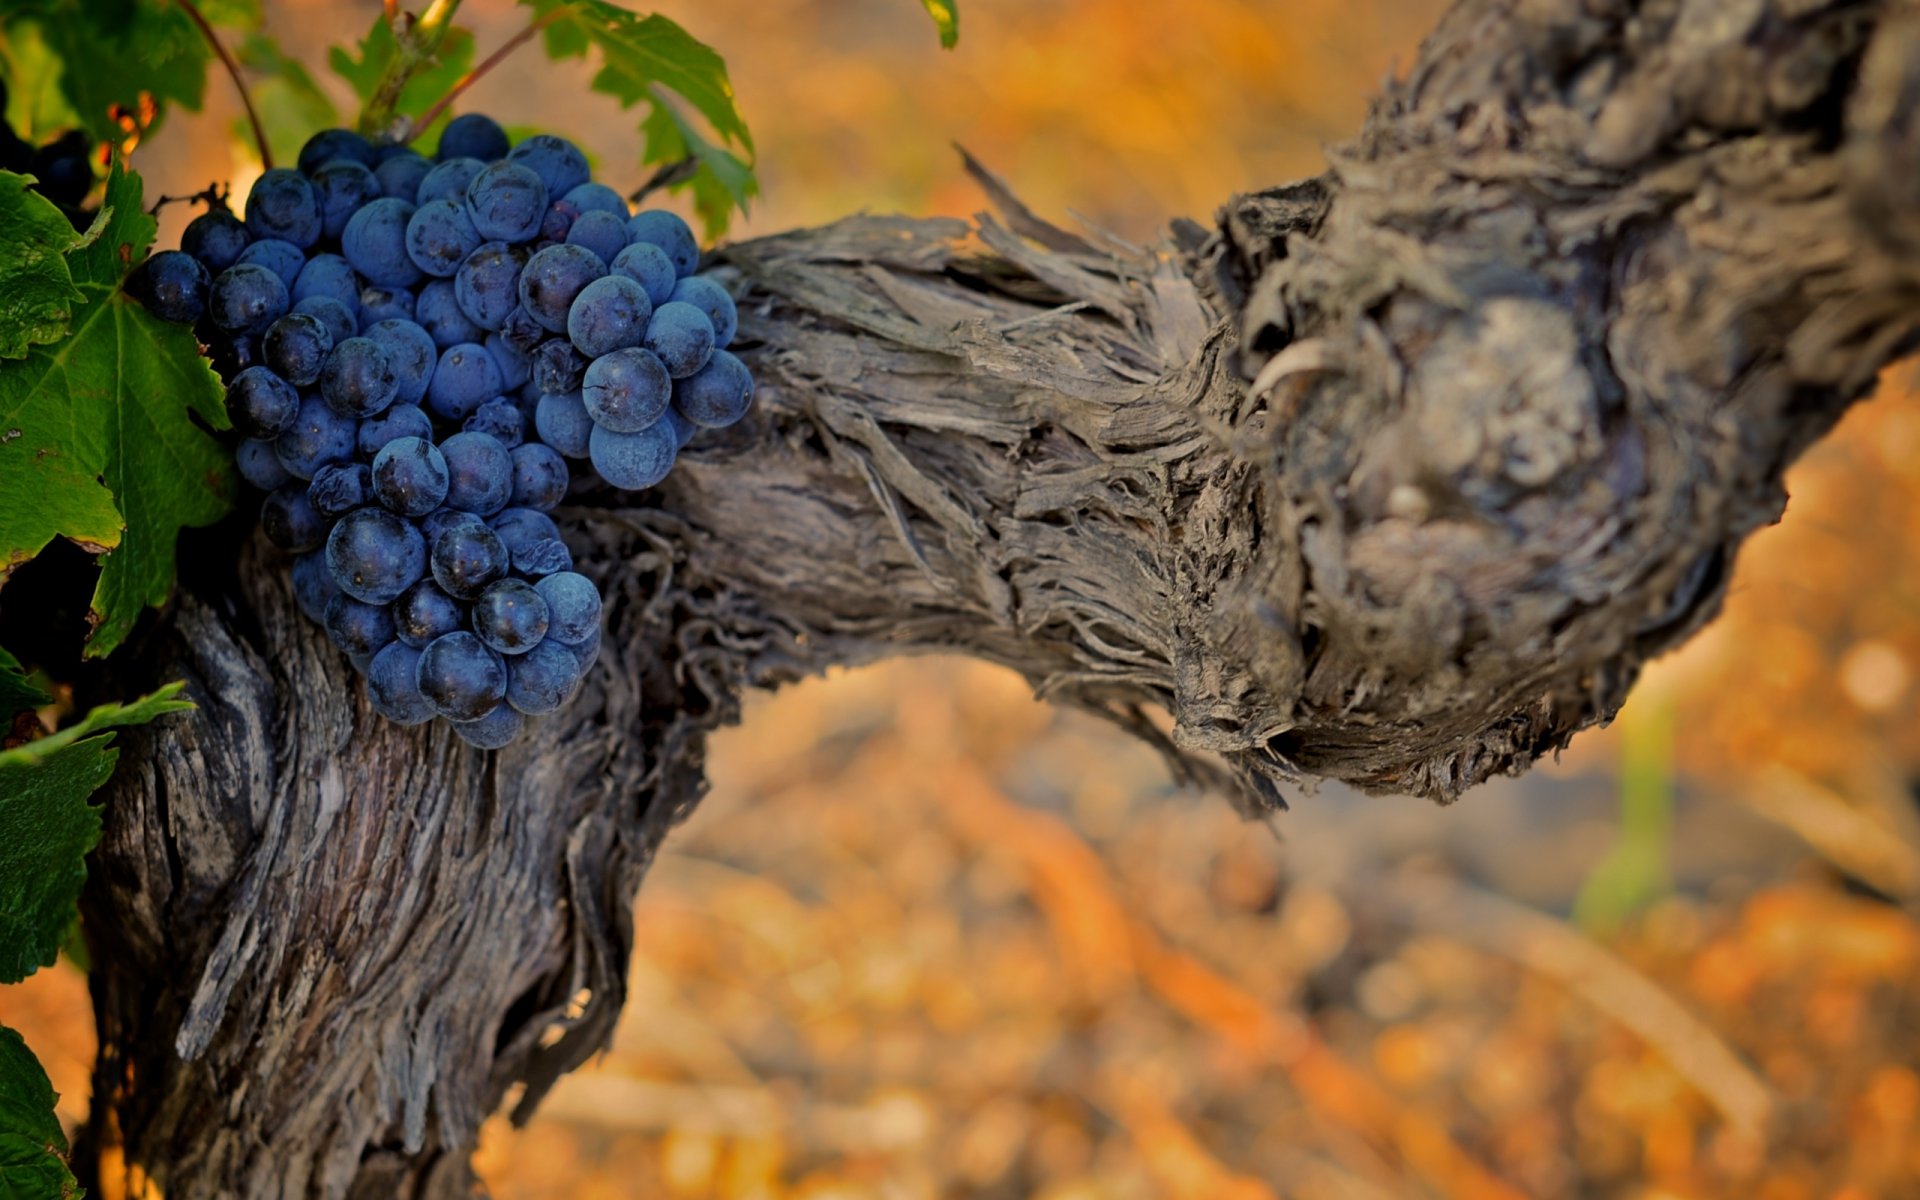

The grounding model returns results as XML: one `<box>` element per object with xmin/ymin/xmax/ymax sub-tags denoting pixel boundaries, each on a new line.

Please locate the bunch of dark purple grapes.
<box><xmin>134</xmin><ymin>114</ymin><xmax>755</xmax><ymax>748</ymax></box>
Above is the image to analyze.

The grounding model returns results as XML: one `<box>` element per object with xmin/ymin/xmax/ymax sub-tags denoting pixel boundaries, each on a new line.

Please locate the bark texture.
<box><xmin>83</xmin><ymin>1</ymin><xmax>1920</xmax><ymax>1195</ymax></box>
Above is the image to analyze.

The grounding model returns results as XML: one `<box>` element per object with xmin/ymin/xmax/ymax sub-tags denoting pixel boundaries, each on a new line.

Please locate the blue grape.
<box><xmin>393</xmin><ymin>580</ymin><xmax>465</xmax><ymax>648</ymax></box>
<box><xmin>485</xmin><ymin>332</ymin><xmax>531</xmax><ymax>392</ymax></box>
<box><xmin>609</xmin><ymin>241</ymin><xmax>676</xmax><ymax>306</ymax></box>
<box><xmin>342</xmin><ymin>197</ymin><xmax>422</xmax><ymax>287</ymax></box>
<box><xmin>581</xmin><ymin>346</ymin><xmax>671</xmax><ymax>432</ymax></box>
<box><xmin>539</xmin><ymin>200</ymin><xmax>579</xmax><ymax>243</ymax></box>
<box><xmin>453</xmin><ymin>241</ymin><xmax>529</xmax><ymax>331</ymax></box>
<box><xmin>519</xmin><ymin>243</ymin><xmax>607</xmax><ymax>333</ymax></box>
<box><xmin>320</xmin><ymin>336</ymin><xmax>399</xmax><ymax>417</ymax></box>
<box><xmin>135</xmin><ymin>250</ymin><xmax>209</xmax><ymax>324</ymax></box>
<box><xmin>182</xmin><ymin>209</ymin><xmax>251</xmax><ymax>274</ymax></box>
<box><xmin>356</xmin><ymin>403</ymin><xmax>434</xmax><ymax>460</ymax></box>
<box><xmin>670</xmin><ymin>275</ymin><xmax>738</xmax><ymax>348</ymax></box>
<box><xmin>422</xmin><ymin>506</ymin><xmax>486</xmax><ymax>547</ymax></box>
<box><xmin>507</xmin><ymin>134</ymin><xmax>590</xmax><ymax>198</ymax></box>
<box><xmin>472</xmin><ymin>578</ymin><xmax>549</xmax><ymax>655</ymax></box>
<box><xmin>437</xmin><ymin>113</ymin><xmax>509</xmax><ymax>163</ymax></box>
<box><xmin>366</xmin><ymin>642</ymin><xmax>435</xmax><ymax>725</ymax></box>
<box><xmin>464</xmin><ymin>160</ymin><xmax>547</xmax><ymax>243</ymax></box>
<box><xmin>327</xmin><ymin>507</ymin><xmax>428</xmax><ymax>604</ymax></box>
<box><xmin>416</xmin><ymin>278</ymin><xmax>484</xmax><ymax>348</ymax></box>
<box><xmin>513</xmin><ymin>538</ymin><xmax>573</xmax><ymax>577</ymax></box>
<box><xmin>293</xmin><ymin>295</ymin><xmax>357</xmax><ymax>347</ymax></box>
<box><xmin>237</xmin><ymin>437</ymin><xmax>293</xmax><ymax>490</ymax></box>
<box><xmin>427</xmin><ymin>342</ymin><xmax>504</xmax><ymax>420</ymax></box>
<box><xmin>674</xmin><ymin>349</ymin><xmax>755</xmax><ymax>429</ymax></box>
<box><xmin>245</xmin><ymin>169</ymin><xmax>323</xmax><ymax>247</ymax></box>
<box><xmin>371</xmin><ymin>435</ymin><xmax>450</xmax><ymax>516</ymax></box>
<box><xmin>530</xmin><ymin>339</ymin><xmax>586</xmax><ymax>395</ymax></box>
<box><xmin>375</xmin><ymin>151</ymin><xmax>432</xmax><ymax>202</ymax></box>
<box><xmin>262</xmin><ymin>312</ymin><xmax>334</xmax><ymax>386</ymax></box>
<box><xmin>291</xmin><ymin>549</ymin><xmax>338</xmax><ymax>622</ymax></box>
<box><xmin>450</xmin><ymin>702</ymin><xmax>524</xmax><ymax>748</ymax></box>
<box><xmin>563</xmin><ymin>209</ymin><xmax>628</xmax><ymax>267</ymax></box>
<box><xmin>534</xmin><ymin>391</ymin><xmax>594</xmax><ymax>458</ymax></box>
<box><xmin>506</xmin><ymin>639</ymin><xmax>584</xmax><ymax>715</ymax></box>
<box><xmin>362</xmin><ymin>318</ymin><xmax>437</xmax><ymax>405</ymax></box>
<box><xmin>439</xmin><ymin>430</ymin><xmax>514</xmax><ymax>514</ymax></box>
<box><xmin>276</xmin><ymin>395</ymin><xmax>358</xmax><ymax>479</ymax></box>
<box><xmin>227</xmin><ymin>365</ymin><xmax>300</xmax><ymax>438</ymax></box>
<box><xmin>310</xmin><ymin>159</ymin><xmax>381</xmax><ymax>239</ymax></box>
<box><xmin>464</xmin><ymin>397</ymin><xmax>526</xmax><ymax>450</ymax></box>
<box><xmin>357</xmin><ymin>284</ymin><xmax>416</xmax><ymax>327</ymax></box>
<box><xmin>566</xmin><ymin>274</ymin><xmax>653</xmax><ymax>357</ymax></box>
<box><xmin>261</xmin><ymin>484</ymin><xmax>329</xmax><ymax>552</ymax></box>
<box><xmin>324</xmin><ymin>593</ymin><xmax>396</xmax><ymax>657</ymax></box>
<box><xmin>430</xmin><ymin>519</ymin><xmax>509</xmax><ymax>598</ymax></box>
<box><xmin>416</xmin><ymin>156</ymin><xmax>486</xmax><ymax>205</ymax></box>
<box><xmin>209</xmin><ymin>263</ymin><xmax>290</xmax><ymax>335</ymax></box>
<box><xmin>405</xmin><ymin>198</ymin><xmax>481</xmax><ymax>277</ymax></box>
<box><xmin>664</xmin><ymin>404</ymin><xmax>696</xmax><ymax>449</ymax></box>
<box><xmin>562</xmin><ymin>182</ymin><xmax>628</xmax><ymax>218</ymax></box>
<box><xmin>645</xmin><ymin>301</ymin><xmax>716</xmax><ymax>379</ymax></box>
<box><xmin>236</xmin><ymin>238</ymin><xmax>305</xmax><ymax>287</ymax></box>
<box><xmin>489</xmin><ymin>507</ymin><xmax>561</xmax><ymax>555</ymax></box>
<box><xmin>535</xmin><ymin>572</ymin><xmax>602</xmax><ymax>644</ymax></box>
<box><xmin>588</xmin><ymin>419</ymin><xmax>677</xmax><ymax>490</ymax></box>
<box><xmin>625</xmin><ymin>209</ymin><xmax>698</xmax><ymax>277</ymax></box>
<box><xmin>308</xmin><ymin>461</ymin><xmax>372</xmax><ymax>519</ymax></box>
<box><xmin>292</xmin><ymin>253</ymin><xmax>361</xmax><ymax>311</ymax></box>
<box><xmin>509</xmin><ymin>442</ymin><xmax>569</xmax><ymax>510</ymax></box>
<box><xmin>298</xmin><ymin>127</ymin><xmax>376</xmax><ymax>174</ymax></box>
<box><xmin>498</xmin><ymin>304</ymin><xmax>547</xmax><ymax>355</ymax></box>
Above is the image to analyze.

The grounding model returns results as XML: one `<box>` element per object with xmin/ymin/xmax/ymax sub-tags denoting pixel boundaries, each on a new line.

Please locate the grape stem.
<box><xmin>403</xmin><ymin>6</ymin><xmax>573</xmax><ymax>144</ymax></box>
<box><xmin>360</xmin><ymin>0</ymin><xmax>464</xmax><ymax>138</ymax></box>
<box><xmin>173</xmin><ymin>0</ymin><xmax>273</xmax><ymax>169</ymax></box>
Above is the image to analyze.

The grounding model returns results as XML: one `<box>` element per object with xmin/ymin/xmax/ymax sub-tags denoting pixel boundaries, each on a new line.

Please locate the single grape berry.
<box><xmin>513</xmin><ymin>538</ymin><xmax>573</xmax><ymax>577</ymax></box>
<box><xmin>417</xmin><ymin>278</ymin><xmax>485</xmax><ymax>348</ymax></box>
<box><xmin>534</xmin><ymin>391</ymin><xmax>594</xmax><ymax>458</ymax></box>
<box><xmin>472</xmin><ymin>577</ymin><xmax>549</xmax><ymax>655</ymax></box>
<box><xmin>625</xmin><ymin>209</ymin><xmax>699</xmax><ymax>277</ymax></box>
<box><xmin>262</xmin><ymin>312</ymin><xmax>334</xmax><ymax>386</ymax></box>
<box><xmin>581</xmin><ymin>347</ymin><xmax>671</xmax><ymax>433</ymax></box>
<box><xmin>209</xmin><ymin>263</ymin><xmax>290</xmax><ymax>335</ymax></box>
<box><xmin>182</xmin><ymin>209</ymin><xmax>251</xmax><ymax>273</ymax></box>
<box><xmin>508</xmin><ymin>442</ymin><xmax>569</xmax><ymax>511</ymax></box>
<box><xmin>417</xmin><ymin>157</ymin><xmax>486</xmax><ymax>205</ymax></box>
<box><xmin>245</xmin><ymin>168</ymin><xmax>323</xmax><ymax>248</ymax></box>
<box><xmin>562</xmin><ymin>209</ymin><xmax>627</xmax><ymax>268</ymax></box>
<box><xmin>507</xmin><ymin>135</ymin><xmax>591</xmax><ymax>199</ymax></box>
<box><xmin>320</xmin><ymin>336</ymin><xmax>400</xmax><ymax>418</ymax></box>
<box><xmin>393</xmin><ymin>580</ymin><xmax>466</xmax><ymax>648</ymax></box>
<box><xmin>236</xmin><ymin>239</ymin><xmax>306</xmax><ymax>288</ymax></box>
<box><xmin>437</xmin><ymin>113</ymin><xmax>510</xmax><ymax>164</ymax></box>
<box><xmin>535</xmin><ymin>572</ymin><xmax>602</xmax><ymax>645</ymax></box>
<box><xmin>363</xmin><ymin>318</ymin><xmax>438</xmax><ymax>406</ymax></box>
<box><xmin>327</xmin><ymin>507</ymin><xmax>428</xmax><ymax>604</ymax></box>
<box><xmin>450</xmin><ymin>702</ymin><xmax>524</xmax><ymax>749</ymax></box>
<box><xmin>427</xmin><ymin>342</ymin><xmax>505</xmax><ymax>421</ymax></box>
<box><xmin>430</xmin><ymin>518</ymin><xmax>510</xmax><ymax>598</ymax></box>
<box><xmin>530</xmin><ymin>339</ymin><xmax>587</xmax><ymax>395</ymax></box>
<box><xmin>135</xmin><ymin>250</ymin><xmax>210</xmax><ymax>324</ymax></box>
<box><xmin>298</xmin><ymin>127</ymin><xmax>376</xmax><ymax>174</ymax></box>
<box><xmin>358</xmin><ymin>284</ymin><xmax>416</xmax><ymax>326</ymax></box>
<box><xmin>276</xmin><ymin>395</ymin><xmax>358</xmax><ymax>479</ymax></box>
<box><xmin>588</xmin><ymin>419</ymin><xmax>677</xmax><ymax>491</ymax></box>
<box><xmin>371</xmin><ymin>435</ymin><xmax>451</xmax><ymax>517</ymax></box>
<box><xmin>310</xmin><ymin>159</ymin><xmax>381</xmax><ymax>239</ymax></box>
<box><xmin>644</xmin><ymin>301</ymin><xmax>716</xmax><ymax>379</ymax></box>
<box><xmin>498</xmin><ymin>305</ymin><xmax>547</xmax><ymax>355</ymax></box>
<box><xmin>485</xmin><ymin>333</ymin><xmax>531</xmax><ymax>392</ymax></box>
<box><xmin>366</xmin><ymin>642</ymin><xmax>436</xmax><ymax>725</ymax></box>
<box><xmin>324</xmin><ymin>593</ymin><xmax>397</xmax><ymax>657</ymax></box>
<box><xmin>292</xmin><ymin>253</ymin><xmax>361</xmax><ymax>311</ymax></box>
<box><xmin>291</xmin><ymin>550</ymin><xmax>339</xmax><ymax>622</ymax></box>
<box><xmin>375</xmin><ymin>151</ymin><xmax>433</xmax><ymax>203</ymax></box>
<box><xmin>465</xmin><ymin>160</ymin><xmax>547</xmax><ymax>243</ymax></box>
<box><xmin>567</xmin><ymin>274</ymin><xmax>653</xmax><ymax>358</ymax></box>
<box><xmin>261</xmin><ymin>485</ymin><xmax>329</xmax><ymax>552</ymax></box>
<box><xmin>609</xmin><ymin>241</ymin><xmax>676</xmax><ymax>307</ymax></box>
<box><xmin>669</xmin><ymin>275</ymin><xmax>739</xmax><ymax>349</ymax></box>
<box><xmin>293</xmin><ymin>295</ymin><xmax>357</xmax><ymax>347</ymax></box>
<box><xmin>520</xmin><ymin>243</ymin><xmax>607</xmax><ymax>333</ymax></box>
<box><xmin>308</xmin><ymin>461</ymin><xmax>372</xmax><ymax>520</ymax></box>
<box><xmin>506</xmin><ymin>639</ymin><xmax>584</xmax><ymax>715</ymax></box>
<box><xmin>423</xmin><ymin>506</ymin><xmax>487</xmax><ymax>547</ymax></box>
<box><xmin>562</xmin><ymin>182</ymin><xmax>629</xmax><ymax>218</ymax></box>
<box><xmin>673</xmin><ymin>349</ymin><xmax>755</xmax><ymax>428</ymax></box>
<box><xmin>405</xmin><ymin>199</ymin><xmax>482</xmax><ymax>278</ymax></box>
<box><xmin>464</xmin><ymin>397</ymin><xmax>526</xmax><ymax>450</ymax></box>
<box><xmin>440</xmin><ymin>430</ymin><xmax>514</xmax><ymax>515</ymax></box>
<box><xmin>343</xmin><ymin>197</ymin><xmax>423</xmax><ymax>288</ymax></box>
<box><xmin>665</xmin><ymin>405</ymin><xmax>697</xmax><ymax>449</ymax></box>
<box><xmin>356</xmin><ymin>402</ymin><xmax>434</xmax><ymax>460</ymax></box>
<box><xmin>237</xmin><ymin>437</ymin><xmax>293</xmax><ymax>490</ymax></box>
<box><xmin>490</xmin><ymin>507</ymin><xmax>561</xmax><ymax>554</ymax></box>
<box><xmin>227</xmin><ymin>365</ymin><xmax>300</xmax><ymax>438</ymax></box>
<box><xmin>453</xmin><ymin>241</ymin><xmax>529</xmax><ymax>331</ymax></box>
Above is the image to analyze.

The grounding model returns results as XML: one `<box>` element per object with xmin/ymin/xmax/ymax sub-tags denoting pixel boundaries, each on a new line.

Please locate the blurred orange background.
<box><xmin>7</xmin><ymin>0</ymin><xmax>1920</xmax><ymax>1196</ymax></box>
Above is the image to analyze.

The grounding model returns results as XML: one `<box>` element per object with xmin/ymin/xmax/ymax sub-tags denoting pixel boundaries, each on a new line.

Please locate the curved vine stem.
<box><xmin>403</xmin><ymin>6</ymin><xmax>571</xmax><ymax>144</ymax></box>
<box><xmin>359</xmin><ymin>0</ymin><xmax>463</xmax><ymax>138</ymax></box>
<box><xmin>173</xmin><ymin>0</ymin><xmax>272</xmax><ymax>169</ymax></box>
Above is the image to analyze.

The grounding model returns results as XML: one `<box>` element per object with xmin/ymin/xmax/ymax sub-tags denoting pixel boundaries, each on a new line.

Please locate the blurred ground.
<box><xmin>6</xmin><ymin>0</ymin><xmax>1920</xmax><ymax>1196</ymax></box>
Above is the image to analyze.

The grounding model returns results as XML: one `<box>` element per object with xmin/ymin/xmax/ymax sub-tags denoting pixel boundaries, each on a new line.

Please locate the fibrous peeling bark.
<box><xmin>83</xmin><ymin>1</ymin><xmax>1920</xmax><ymax>1195</ymax></box>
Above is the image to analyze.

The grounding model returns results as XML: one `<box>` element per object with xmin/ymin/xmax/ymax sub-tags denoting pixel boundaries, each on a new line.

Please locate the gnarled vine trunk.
<box><xmin>81</xmin><ymin>1</ymin><xmax>1920</xmax><ymax>1195</ymax></box>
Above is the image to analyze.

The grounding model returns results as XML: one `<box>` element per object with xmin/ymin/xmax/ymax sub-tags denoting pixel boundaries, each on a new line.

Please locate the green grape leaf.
<box><xmin>0</xmin><ymin>23</ymin><xmax>86</xmax><ymax>143</ymax></box>
<box><xmin>0</xmin><ymin>681</ymin><xmax>190</xmax><ymax>985</ymax></box>
<box><xmin>236</xmin><ymin>33</ymin><xmax>339</xmax><ymax>168</ymax></box>
<box><xmin>920</xmin><ymin>0</ymin><xmax>960</xmax><ymax>48</ymax></box>
<box><xmin>0</xmin><ymin>649</ymin><xmax>52</xmax><ymax>723</ymax></box>
<box><xmin>4</xmin><ymin>0</ymin><xmax>211</xmax><ymax>147</ymax></box>
<box><xmin>329</xmin><ymin>14</ymin><xmax>476</xmax><ymax>143</ymax></box>
<box><xmin>0</xmin><ymin>1025</ymin><xmax>79</xmax><ymax>1200</ymax></box>
<box><xmin>524</xmin><ymin>0</ymin><xmax>756</xmax><ymax>236</ymax></box>
<box><xmin>0</xmin><ymin>175</ymin><xmax>86</xmax><ymax>361</ymax></box>
<box><xmin>0</xmin><ymin>164</ymin><xmax>233</xmax><ymax>657</ymax></box>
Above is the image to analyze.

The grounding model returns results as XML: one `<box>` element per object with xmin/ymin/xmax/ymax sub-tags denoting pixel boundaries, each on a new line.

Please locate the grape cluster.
<box><xmin>134</xmin><ymin>114</ymin><xmax>755</xmax><ymax>747</ymax></box>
